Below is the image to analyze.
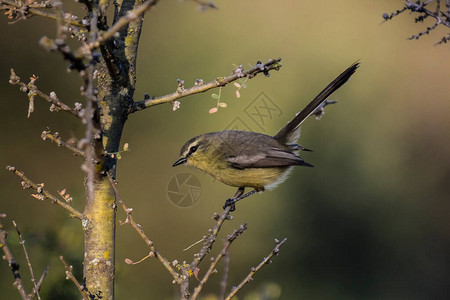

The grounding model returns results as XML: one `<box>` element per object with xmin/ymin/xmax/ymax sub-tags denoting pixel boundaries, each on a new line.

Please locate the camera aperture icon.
<box><xmin>167</xmin><ymin>173</ymin><xmax>202</xmax><ymax>208</ymax></box>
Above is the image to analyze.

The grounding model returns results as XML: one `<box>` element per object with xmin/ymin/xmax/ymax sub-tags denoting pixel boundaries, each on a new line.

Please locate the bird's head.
<box><xmin>172</xmin><ymin>134</ymin><xmax>213</xmax><ymax>169</ymax></box>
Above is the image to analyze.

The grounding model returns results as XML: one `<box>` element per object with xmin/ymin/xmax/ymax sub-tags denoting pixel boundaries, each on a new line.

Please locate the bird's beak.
<box><xmin>172</xmin><ymin>157</ymin><xmax>187</xmax><ymax>167</ymax></box>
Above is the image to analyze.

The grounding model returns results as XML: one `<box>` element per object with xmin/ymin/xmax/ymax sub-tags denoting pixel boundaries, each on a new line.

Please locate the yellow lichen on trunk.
<box><xmin>83</xmin><ymin>175</ymin><xmax>116</xmax><ymax>299</ymax></box>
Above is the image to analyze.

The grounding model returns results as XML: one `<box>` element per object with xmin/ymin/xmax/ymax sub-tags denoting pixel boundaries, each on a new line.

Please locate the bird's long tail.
<box><xmin>274</xmin><ymin>62</ymin><xmax>359</xmax><ymax>144</ymax></box>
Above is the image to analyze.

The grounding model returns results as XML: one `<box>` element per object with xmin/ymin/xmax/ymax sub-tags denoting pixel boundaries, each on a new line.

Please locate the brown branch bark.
<box><xmin>41</xmin><ymin>130</ymin><xmax>86</xmax><ymax>157</ymax></box>
<box><xmin>225</xmin><ymin>238</ymin><xmax>287</xmax><ymax>299</ymax></box>
<box><xmin>12</xmin><ymin>221</ymin><xmax>41</xmax><ymax>300</ymax></box>
<box><xmin>130</xmin><ymin>58</ymin><xmax>283</xmax><ymax>112</ymax></box>
<box><xmin>0</xmin><ymin>0</ymin><xmax>86</xmax><ymax>27</ymax></box>
<box><xmin>5</xmin><ymin>166</ymin><xmax>84</xmax><ymax>220</ymax></box>
<box><xmin>190</xmin><ymin>223</ymin><xmax>247</xmax><ymax>300</ymax></box>
<box><xmin>0</xmin><ymin>215</ymin><xmax>30</xmax><ymax>300</ymax></box>
<box><xmin>87</xmin><ymin>0</ymin><xmax>159</xmax><ymax>51</ymax></box>
<box><xmin>107</xmin><ymin>174</ymin><xmax>182</xmax><ymax>283</ymax></box>
<box><xmin>60</xmin><ymin>256</ymin><xmax>91</xmax><ymax>300</ymax></box>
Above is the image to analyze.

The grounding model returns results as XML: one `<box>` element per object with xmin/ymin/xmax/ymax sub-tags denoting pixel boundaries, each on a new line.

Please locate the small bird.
<box><xmin>173</xmin><ymin>62</ymin><xmax>359</xmax><ymax>210</ymax></box>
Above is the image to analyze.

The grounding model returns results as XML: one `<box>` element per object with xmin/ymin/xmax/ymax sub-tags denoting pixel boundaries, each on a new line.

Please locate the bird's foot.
<box><xmin>223</xmin><ymin>198</ymin><xmax>236</xmax><ymax>211</ymax></box>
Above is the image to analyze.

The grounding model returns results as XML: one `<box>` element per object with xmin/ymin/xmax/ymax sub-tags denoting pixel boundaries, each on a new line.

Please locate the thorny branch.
<box><xmin>59</xmin><ymin>256</ymin><xmax>90</xmax><ymax>300</ymax></box>
<box><xmin>225</xmin><ymin>238</ymin><xmax>288</xmax><ymax>300</ymax></box>
<box><xmin>5</xmin><ymin>166</ymin><xmax>84</xmax><ymax>220</ymax></box>
<box><xmin>383</xmin><ymin>0</ymin><xmax>450</xmax><ymax>44</ymax></box>
<box><xmin>130</xmin><ymin>58</ymin><xmax>283</xmax><ymax>112</ymax></box>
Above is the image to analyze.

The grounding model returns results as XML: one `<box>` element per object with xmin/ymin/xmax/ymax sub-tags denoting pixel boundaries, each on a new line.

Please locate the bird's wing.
<box><xmin>226</xmin><ymin>148</ymin><xmax>313</xmax><ymax>169</ymax></box>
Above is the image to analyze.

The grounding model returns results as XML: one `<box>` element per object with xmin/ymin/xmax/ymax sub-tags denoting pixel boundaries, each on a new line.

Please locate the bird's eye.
<box><xmin>189</xmin><ymin>146</ymin><xmax>198</xmax><ymax>153</ymax></box>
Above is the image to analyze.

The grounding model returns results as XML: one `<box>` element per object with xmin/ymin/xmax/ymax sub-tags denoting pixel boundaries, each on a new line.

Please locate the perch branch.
<box><xmin>190</xmin><ymin>223</ymin><xmax>247</xmax><ymax>300</ymax></box>
<box><xmin>0</xmin><ymin>215</ymin><xmax>29</xmax><ymax>300</ymax></box>
<box><xmin>5</xmin><ymin>166</ymin><xmax>84</xmax><ymax>220</ymax></box>
<box><xmin>107</xmin><ymin>173</ymin><xmax>182</xmax><ymax>283</ymax></box>
<box><xmin>59</xmin><ymin>256</ymin><xmax>90</xmax><ymax>300</ymax></box>
<box><xmin>130</xmin><ymin>58</ymin><xmax>282</xmax><ymax>112</ymax></box>
<box><xmin>12</xmin><ymin>221</ymin><xmax>41</xmax><ymax>300</ymax></box>
<box><xmin>189</xmin><ymin>207</ymin><xmax>233</xmax><ymax>271</ymax></box>
<box><xmin>225</xmin><ymin>238</ymin><xmax>287</xmax><ymax>300</ymax></box>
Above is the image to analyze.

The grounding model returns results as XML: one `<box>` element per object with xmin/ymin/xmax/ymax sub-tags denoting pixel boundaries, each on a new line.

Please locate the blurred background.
<box><xmin>1</xmin><ymin>0</ymin><xmax>449</xmax><ymax>299</ymax></box>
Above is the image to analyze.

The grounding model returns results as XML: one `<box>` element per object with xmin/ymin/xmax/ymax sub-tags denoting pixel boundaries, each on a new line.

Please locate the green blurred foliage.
<box><xmin>1</xmin><ymin>0</ymin><xmax>449</xmax><ymax>299</ymax></box>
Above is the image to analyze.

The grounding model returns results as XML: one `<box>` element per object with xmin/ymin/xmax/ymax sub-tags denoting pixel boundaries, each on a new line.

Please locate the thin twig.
<box><xmin>5</xmin><ymin>165</ymin><xmax>84</xmax><ymax>220</ymax></box>
<box><xmin>190</xmin><ymin>0</ymin><xmax>218</xmax><ymax>10</ymax></box>
<box><xmin>12</xmin><ymin>221</ymin><xmax>41</xmax><ymax>300</ymax></box>
<box><xmin>384</xmin><ymin>0</ymin><xmax>450</xmax><ymax>44</ymax></box>
<box><xmin>8</xmin><ymin>69</ymin><xmax>80</xmax><ymax>118</ymax></box>
<box><xmin>59</xmin><ymin>256</ymin><xmax>91</xmax><ymax>300</ymax></box>
<box><xmin>225</xmin><ymin>238</ymin><xmax>288</xmax><ymax>300</ymax></box>
<box><xmin>0</xmin><ymin>0</ymin><xmax>86</xmax><ymax>27</ymax></box>
<box><xmin>107</xmin><ymin>173</ymin><xmax>182</xmax><ymax>283</ymax></box>
<box><xmin>219</xmin><ymin>248</ymin><xmax>230</xmax><ymax>300</ymax></box>
<box><xmin>190</xmin><ymin>223</ymin><xmax>247</xmax><ymax>300</ymax></box>
<box><xmin>183</xmin><ymin>238</ymin><xmax>205</xmax><ymax>252</ymax></box>
<box><xmin>87</xmin><ymin>0</ymin><xmax>159</xmax><ymax>51</ymax></box>
<box><xmin>0</xmin><ymin>215</ymin><xmax>30</xmax><ymax>300</ymax></box>
<box><xmin>29</xmin><ymin>265</ymin><xmax>49</xmax><ymax>299</ymax></box>
<box><xmin>130</xmin><ymin>58</ymin><xmax>282</xmax><ymax>112</ymax></box>
<box><xmin>41</xmin><ymin>130</ymin><xmax>86</xmax><ymax>157</ymax></box>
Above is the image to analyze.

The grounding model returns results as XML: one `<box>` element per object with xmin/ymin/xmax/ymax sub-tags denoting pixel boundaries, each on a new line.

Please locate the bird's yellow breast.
<box><xmin>189</xmin><ymin>155</ymin><xmax>289</xmax><ymax>190</ymax></box>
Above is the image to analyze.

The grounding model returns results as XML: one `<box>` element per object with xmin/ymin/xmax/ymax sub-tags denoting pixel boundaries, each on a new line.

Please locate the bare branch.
<box><xmin>107</xmin><ymin>173</ymin><xmax>182</xmax><ymax>283</ymax></box>
<box><xmin>190</xmin><ymin>0</ymin><xmax>218</xmax><ymax>10</ymax></box>
<box><xmin>41</xmin><ymin>130</ymin><xmax>86</xmax><ymax>157</ymax></box>
<box><xmin>190</xmin><ymin>223</ymin><xmax>247</xmax><ymax>300</ymax></box>
<box><xmin>219</xmin><ymin>247</ymin><xmax>230</xmax><ymax>300</ymax></box>
<box><xmin>383</xmin><ymin>0</ymin><xmax>450</xmax><ymax>44</ymax></box>
<box><xmin>9</xmin><ymin>69</ymin><xmax>81</xmax><ymax>118</ymax></box>
<box><xmin>189</xmin><ymin>207</ymin><xmax>233</xmax><ymax>272</ymax></box>
<box><xmin>59</xmin><ymin>256</ymin><xmax>91</xmax><ymax>300</ymax></box>
<box><xmin>12</xmin><ymin>221</ymin><xmax>41</xmax><ymax>300</ymax></box>
<box><xmin>0</xmin><ymin>0</ymin><xmax>86</xmax><ymax>28</ymax></box>
<box><xmin>225</xmin><ymin>238</ymin><xmax>288</xmax><ymax>300</ymax></box>
<box><xmin>5</xmin><ymin>165</ymin><xmax>84</xmax><ymax>220</ymax></box>
<box><xmin>30</xmin><ymin>265</ymin><xmax>49</xmax><ymax>299</ymax></box>
<box><xmin>130</xmin><ymin>58</ymin><xmax>283</xmax><ymax>113</ymax></box>
<box><xmin>87</xmin><ymin>0</ymin><xmax>160</xmax><ymax>51</ymax></box>
<box><xmin>0</xmin><ymin>215</ymin><xmax>30</xmax><ymax>300</ymax></box>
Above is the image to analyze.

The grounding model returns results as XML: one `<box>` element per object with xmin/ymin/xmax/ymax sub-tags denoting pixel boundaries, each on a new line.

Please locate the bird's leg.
<box><xmin>223</xmin><ymin>187</ymin><xmax>245</xmax><ymax>211</ymax></box>
<box><xmin>224</xmin><ymin>188</ymin><xmax>261</xmax><ymax>211</ymax></box>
